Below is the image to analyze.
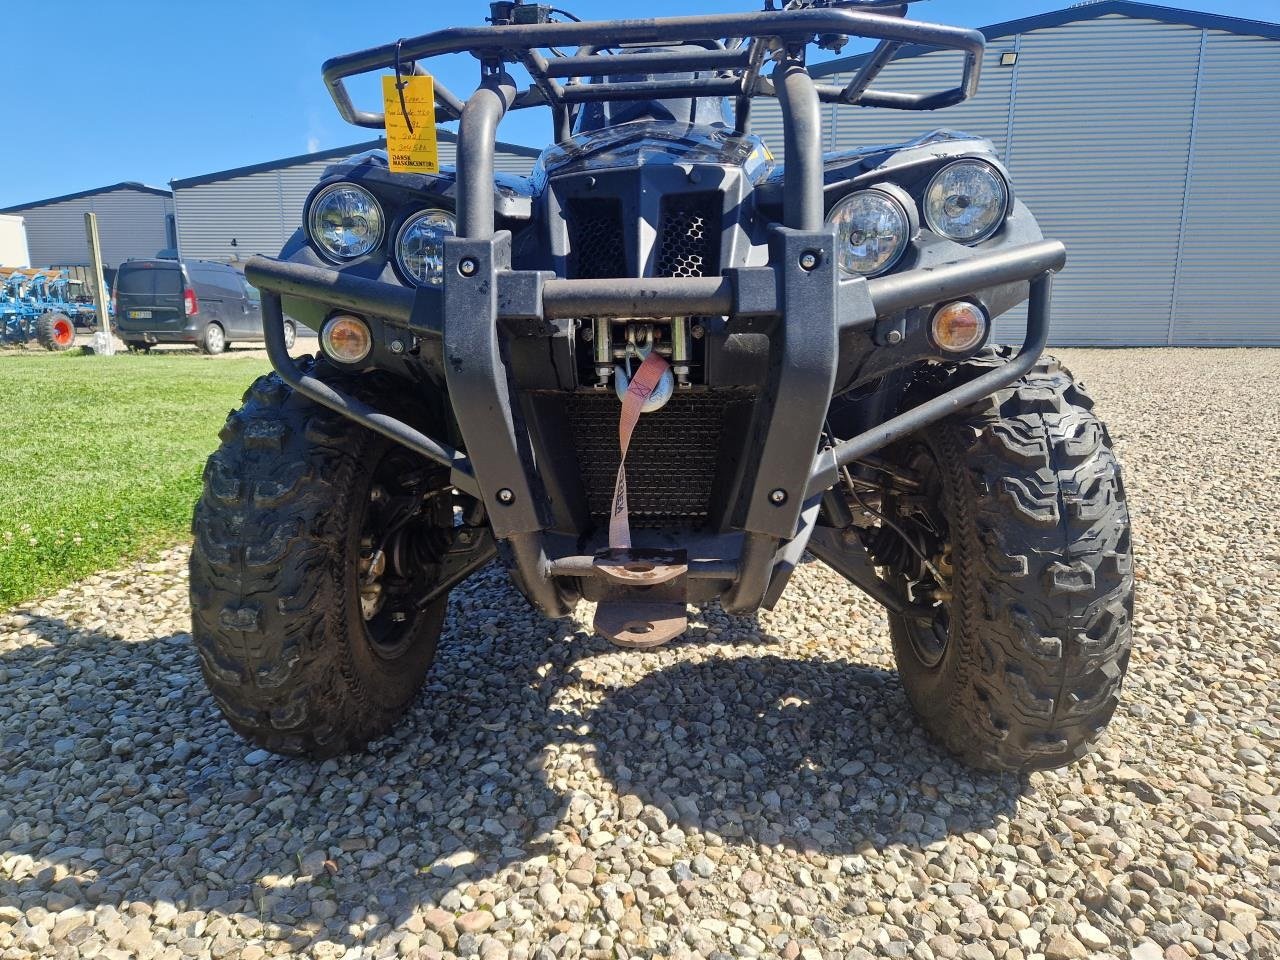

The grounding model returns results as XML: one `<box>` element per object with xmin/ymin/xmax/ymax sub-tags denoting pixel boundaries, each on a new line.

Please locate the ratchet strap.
<box><xmin>608</xmin><ymin>350</ymin><xmax>670</xmax><ymax>549</ymax></box>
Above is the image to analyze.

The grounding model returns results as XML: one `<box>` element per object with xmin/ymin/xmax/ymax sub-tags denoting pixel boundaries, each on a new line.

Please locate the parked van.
<box><xmin>113</xmin><ymin>258</ymin><xmax>295</xmax><ymax>354</ymax></box>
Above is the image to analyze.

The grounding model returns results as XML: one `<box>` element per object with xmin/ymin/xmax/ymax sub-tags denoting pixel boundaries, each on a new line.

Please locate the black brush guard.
<box><xmin>245</xmin><ymin>6</ymin><xmax>1067</xmax><ymax>618</ymax></box>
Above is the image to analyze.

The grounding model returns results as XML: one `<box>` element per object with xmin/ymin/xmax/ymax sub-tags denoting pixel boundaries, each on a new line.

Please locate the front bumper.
<box><xmin>245</xmin><ymin>231</ymin><xmax>1065</xmax><ymax>617</ymax></box>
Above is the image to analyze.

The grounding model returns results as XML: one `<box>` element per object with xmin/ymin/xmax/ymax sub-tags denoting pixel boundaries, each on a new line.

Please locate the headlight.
<box><xmin>827</xmin><ymin>189</ymin><xmax>911</xmax><ymax>278</ymax></box>
<box><xmin>395</xmin><ymin>209</ymin><xmax>456</xmax><ymax>286</ymax></box>
<box><xmin>307</xmin><ymin>183</ymin><xmax>384</xmax><ymax>260</ymax></box>
<box><xmin>321</xmin><ymin>314</ymin><xmax>373</xmax><ymax>364</ymax></box>
<box><xmin>924</xmin><ymin>160</ymin><xmax>1008</xmax><ymax>244</ymax></box>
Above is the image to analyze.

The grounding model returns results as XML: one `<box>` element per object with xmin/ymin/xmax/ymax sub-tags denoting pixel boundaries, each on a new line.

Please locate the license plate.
<box><xmin>128</xmin><ymin>310</ymin><xmax>152</xmax><ymax>319</ymax></box>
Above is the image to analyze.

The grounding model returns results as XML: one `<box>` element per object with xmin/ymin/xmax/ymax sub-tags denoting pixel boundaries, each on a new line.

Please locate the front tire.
<box><xmin>885</xmin><ymin>353</ymin><xmax>1133</xmax><ymax>772</ymax></box>
<box><xmin>190</xmin><ymin>365</ymin><xmax>456</xmax><ymax>757</ymax></box>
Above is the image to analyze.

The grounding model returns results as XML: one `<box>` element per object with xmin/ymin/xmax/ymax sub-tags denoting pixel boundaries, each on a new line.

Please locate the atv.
<box><xmin>190</xmin><ymin>0</ymin><xmax>1133</xmax><ymax>772</ymax></box>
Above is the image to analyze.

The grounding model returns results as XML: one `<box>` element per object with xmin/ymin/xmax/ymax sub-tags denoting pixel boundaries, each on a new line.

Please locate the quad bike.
<box><xmin>190</xmin><ymin>0</ymin><xmax>1133</xmax><ymax>772</ymax></box>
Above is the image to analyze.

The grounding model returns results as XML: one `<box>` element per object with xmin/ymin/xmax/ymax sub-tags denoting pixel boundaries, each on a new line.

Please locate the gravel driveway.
<box><xmin>1</xmin><ymin>348</ymin><xmax>1277</xmax><ymax>960</ymax></box>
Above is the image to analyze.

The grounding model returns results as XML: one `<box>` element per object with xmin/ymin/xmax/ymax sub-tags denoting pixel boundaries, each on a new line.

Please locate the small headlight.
<box><xmin>308</xmin><ymin>183</ymin><xmax>384</xmax><ymax>260</ymax></box>
<box><xmin>827</xmin><ymin>189</ymin><xmax>911</xmax><ymax>278</ymax></box>
<box><xmin>395</xmin><ymin>209</ymin><xmax>456</xmax><ymax>286</ymax></box>
<box><xmin>321</xmin><ymin>314</ymin><xmax>372</xmax><ymax>364</ymax></box>
<box><xmin>931</xmin><ymin>301</ymin><xmax>987</xmax><ymax>353</ymax></box>
<box><xmin>924</xmin><ymin>160</ymin><xmax>1008</xmax><ymax>244</ymax></box>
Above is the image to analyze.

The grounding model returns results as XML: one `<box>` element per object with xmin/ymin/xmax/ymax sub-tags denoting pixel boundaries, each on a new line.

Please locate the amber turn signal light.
<box><xmin>931</xmin><ymin>301</ymin><xmax>987</xmax><ymax>353</ymax></box>
<box><xmin>321</xmin><ymin>314</ymin><xmax>373</xmax><ymax>364</ymax></box>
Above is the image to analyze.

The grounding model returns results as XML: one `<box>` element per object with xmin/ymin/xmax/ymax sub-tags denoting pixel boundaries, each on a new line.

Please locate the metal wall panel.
<box><xmin>1170</xmin><ymin>30</ymin><xmax>1280</xmax><ymax>345</ymax></box>
<box><xmin>175</xmin><ymin>141</ymin><xmax>536</xmax><ymax>262</ymax></box>
<box><xmin>1004</xmin><ymin>16</ymin><xmax>1201</xmax><ymax>344</ymax></box>
<box><xmin>12</xmin><ymin>189</ymin><xmax>173</xmax><ymax>268</ymax></box>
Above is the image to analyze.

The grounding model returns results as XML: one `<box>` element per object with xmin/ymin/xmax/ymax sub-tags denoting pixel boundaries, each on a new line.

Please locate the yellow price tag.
<box><xmin>382</xmin><ymin>74</ymin><xmax>440</xmax><ymax>174</ymax></box>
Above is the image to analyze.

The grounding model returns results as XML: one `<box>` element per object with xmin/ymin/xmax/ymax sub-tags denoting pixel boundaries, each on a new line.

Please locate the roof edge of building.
<box><xmin>0</xmin><ymin>181</ymin><xmax>172</xmax><ymax>214</ymax></box>
<box><xmin>812</xmin><ymin>1</ymin><xmax>1280</xmax><ymax>78</ymax></box>
<box><xmin>170</xmin><ymin>131</ymin><xmax>543</xmax><ymax>190</ymax></box>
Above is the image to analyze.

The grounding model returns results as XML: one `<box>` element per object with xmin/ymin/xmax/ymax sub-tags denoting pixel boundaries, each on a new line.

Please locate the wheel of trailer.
<box><xmin>199</xmin><ymin>322</ymin><xmax>226</xmax><ymax>355</ymax></box>
<box><xmin>36</xmin><ymin>312</ymin><xmax>76</xmax><ymax>351</ymax></box>
<box><xmin>873</xmin><ymin>351</ymin><xmax>1134</xmax><ymax>772</ymax></box>
<box><xmin>283</xmin><ymin>319</ymin><xmax>296</xmax><ymax>351</ymax></box>
<box><xmin>189</xmin><ymin>364</ymin><xmax>459</xmax><ymax>757</ymax></box>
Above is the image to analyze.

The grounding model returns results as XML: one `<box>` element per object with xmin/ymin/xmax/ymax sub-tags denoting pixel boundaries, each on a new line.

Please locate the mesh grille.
<box><xmin>656</xmin><ymin>193</ymin><xmax>721</xmax><ymax>278</ymax></box>
<box><xmin>566</xmin><ymin>198</ymin><xmax>626</xmax><ymax>279</ymax></box>
<box><xmin>566</xmin><ymin>392</ymin><xmax>734</xmax><ymax>526</ymax></box>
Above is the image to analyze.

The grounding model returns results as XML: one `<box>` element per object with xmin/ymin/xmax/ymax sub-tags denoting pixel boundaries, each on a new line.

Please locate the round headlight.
<box><xmin>321</xmin><ymin>314</ymin><xmax>373</xmax><ymax>364</ymax></box>
<box><xmin>395</xmin><ymin>209</ymin><xmax>456</xmax><ymax>286</ymax></box>
<box><xmin>308</xmin><ymin>183</ymin><xmax>384</xmax><ymax>260</ymax></box>
<box><xmin>924</xmin><ymin>160</ymin><xmax>1008</xmax><ymax>244</ymax></box>
<box><xmin>827</xmin><ymin>189</ymin><xmax>911</xmax><ymax>278</ymax></box>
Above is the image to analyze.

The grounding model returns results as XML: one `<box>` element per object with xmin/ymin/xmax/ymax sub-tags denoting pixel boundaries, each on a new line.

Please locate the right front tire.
<box><xmin>190</xmin><ymin>365</ymin><xmax>456</xmax><ymax>757</ymax></box>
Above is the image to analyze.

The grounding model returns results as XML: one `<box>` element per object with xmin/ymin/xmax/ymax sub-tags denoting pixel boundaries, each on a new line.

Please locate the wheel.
<box><xmin>198</xmin><ymin>322</ymin><xmax>226</xmax><ymax>355</ymax></box>
<box><xmin>874</xmin><ymin>351</ymin><xmax>1133</xmax><ymax>772</ymax></box>
<box><xmin>35</xmin><ymin>312</ymin><xmax>76</xmax><ymax>351</ymax></box>
<box><xmin>189</xmin><ymin>363</ymin><xmax>459</xmax><ymax>757</ymax></box>
<box><xmin>283</xmin><ymin>320</ymin><xmax>296</xmax><ymax>351</ymax></box>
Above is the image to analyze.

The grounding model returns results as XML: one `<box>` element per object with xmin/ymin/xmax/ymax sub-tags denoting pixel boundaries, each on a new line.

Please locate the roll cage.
<box><xmin>319</xmin><ymin>2</ymin><xmax>985</xmax><ymax>245</ymax></box>
<box><xmin>322</xmin><ymin>4</ymin><xmax>985</xmax><ymax>139</ymax></box>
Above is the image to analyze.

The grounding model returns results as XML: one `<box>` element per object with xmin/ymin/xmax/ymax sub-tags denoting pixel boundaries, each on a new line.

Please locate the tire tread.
<box><xmin>891</xmin><ymin>351</ymin><xmax>1134</xmax><ymax>772</ymax></box>
<box><xmin>189</xmin><ymin>364</ymin><xmax>445</xmax><ymax>758</ymax></box>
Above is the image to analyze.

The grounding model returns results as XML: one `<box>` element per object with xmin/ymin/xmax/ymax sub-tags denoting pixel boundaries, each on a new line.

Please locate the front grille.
<box><xmin>566</xmin><ymin>198</ymin><xmax>626</xmax><ymax>279</ymax></box>
<box><xmin>561</xmin><ymin>190</ymin><xmax>728</xmax><ymax>527</ymax></box>
<box><xmin>656</xmin><ymin>193</ymin><xmax>721</xmax><ymax>278</ymax></box>
<box><xmin>566</xmin><ymin>392</ymin><xmax>736</xmax><ymax>526</ymax></box>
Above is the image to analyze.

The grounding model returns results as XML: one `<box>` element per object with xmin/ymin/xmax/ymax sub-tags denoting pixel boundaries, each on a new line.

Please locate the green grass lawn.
<box><xmin>0</xmin><ymin>350</ymin><xmax>268</xmax><ymax>607</ymax></box>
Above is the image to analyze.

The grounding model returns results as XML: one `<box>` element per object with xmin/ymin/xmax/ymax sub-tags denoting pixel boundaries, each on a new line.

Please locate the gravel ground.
<box><xmin>1</xmin><ymin>347</ymin><xmax>1278</xmax><ymax>960</ymax></box>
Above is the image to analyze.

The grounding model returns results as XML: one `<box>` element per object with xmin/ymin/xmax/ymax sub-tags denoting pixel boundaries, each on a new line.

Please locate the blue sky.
<box><xmin>2</xmin><ymin>0</ymin><xmax>1276</xmax><ymax>208</ymax></box>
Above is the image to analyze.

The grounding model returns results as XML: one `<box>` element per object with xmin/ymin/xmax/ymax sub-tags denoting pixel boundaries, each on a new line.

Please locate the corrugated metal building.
<box><xmin>750</xmin><ymin>1</ymin><xmax>1280</xmax><ymax>345</ymax></box>
<box><xmin>171</xmin><ymin>134</ymin><xmax>542</xmax><ymax>263</ymax></box>
<box><xmin>0</xmin><ymin>183</ymin><xmax>175</xmax><ymax>271</ymax></box>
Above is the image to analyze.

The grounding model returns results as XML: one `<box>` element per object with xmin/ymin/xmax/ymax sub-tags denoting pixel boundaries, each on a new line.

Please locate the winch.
<box><xmin>590</xmin><ymin>317</ymin><xmax>691</xmax><ymax>400</ymax></box>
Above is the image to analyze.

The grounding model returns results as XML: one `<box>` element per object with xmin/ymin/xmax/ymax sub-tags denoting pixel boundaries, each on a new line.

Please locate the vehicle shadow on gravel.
<box><xmin>579</xmin><ymin>649</ymin><xmax>1023</xmax><ymax>851</ymax></box>
<box><xmin>0</xmin><ymin>596</ymin><xmax>1022</xmax><ymax>955</ymax></box>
